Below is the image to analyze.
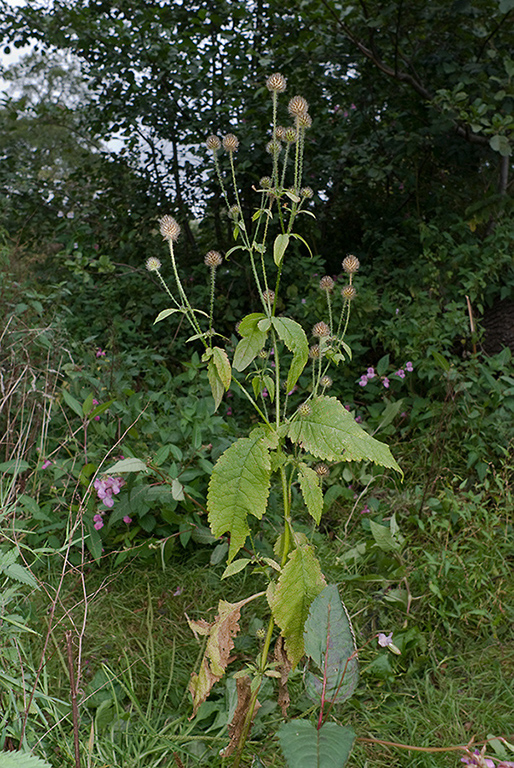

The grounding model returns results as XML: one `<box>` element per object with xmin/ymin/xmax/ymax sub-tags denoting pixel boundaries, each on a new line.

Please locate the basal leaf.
<box><xmin>208</xmin><ymin>434</ymin><xmax>272</xmax><ymax>562</ymax></box>
<box><xmin>298</xmin><ymin>463</ymin><xmax>323</xmax><ymax>524</ymax></box>
<box><xmin>268</xmin><ymin>544</ymin><xmax>326</xmax><ymax>667</ymax></box>
<box><xmin>278</xmin><ymin>720</ymin><xmax>355</xmax><ymax>768</ymax></box>
<box><xmin>304</xmin><ymin>584</ymin><xmax>359</xmax><ymax>704</ymax></box>
<box><xmin>287</xmin><ymin>396</ymin><xmax>402</xmax><ymax>474</ymax></box>
<box><xmin>271</xmin><ymin>317</ymin><xmax>309</xmax><ymax>392</ymax></box>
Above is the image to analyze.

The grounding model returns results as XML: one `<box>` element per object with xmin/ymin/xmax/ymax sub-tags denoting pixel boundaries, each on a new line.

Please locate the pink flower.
<box><xmin>355</xmin><ymin>415</ymin><xmax>362</xmax><ymax>423</ymax></box>
<box><xmin>360</xmin><ymin>504</ymin><xmax>370</xmax><ymax>514</ymax></box>
<box><xmin>382</xmin><ymin>377</ymin><xmax>390</xmax><ymax>388</ymax></box>
<box><xmin>123</xmin><ymin>516</ymin><xmax>132</xmax><ymax>524</ymax></box>
<box><xmin>366</xmin><ymin>367</ymin><xmax>375</xmax><ymax>378</ymax></box>
<box><xmin>226</xmin><ymin>407</ymin><xmax>233</xmax><ymax>416</ymax></box>
<box><xmin>94</xmin><ymin>520</ymin><xmax>104</xmax><ymax>530</ymax></box>
<box><xmin>94</xmin><ymin>476</ymin><xmax>125</xmax><ymax>507</ymax></box>
<box><xmin>405</xmin><ymin>361</ymin><xmax>413</xmax><ymax>372</ymax></box>
<box><xmin>461</xmin><ymin>750</ymin><xmax>495</xmax><ymax>768</ymax></box>
<box><xmin>395</xmin><ymin>369</ymin><xmax>405</xmax><ymax>379</ymax></box>
<box><xmin>173</xmin><ymin>586</ymin><xmax>184</xmax><ymax>596</ymax></box>
<box><xmin>41</xmin><ymin>460</ymin><xmax>52</xmax><ymax>469</ymax></box>
<box><xmin>96</xmin><ymin>349</ymin><xmax>106</xmax><ymax>358</ymax></box>
<box><xmin>359</xmin><ymin>375</ymin><xmax>368</xmax><ymax>387</ymax></box>
<box><xmin>378</xmin><ymin>632</ymin><xmax>393</xmax><ymax>647</ymax></box>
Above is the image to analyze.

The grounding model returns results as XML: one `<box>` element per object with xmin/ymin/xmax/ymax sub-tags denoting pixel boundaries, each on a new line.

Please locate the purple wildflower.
<box><xmin>405</xmin><ymin>361</ymin><xmax>413</xmax><ymax>372</ymax></box>
<box><xmin>123</xmin><ymin>516</ymin><xmax>132</xmax><ymax>524</ymax></box>
<box><xmin>378</xmin><ymin>632</ymin><xmax>393</xmax><ymax>647</ymax></box>
<box><xmin>366</xmin><ymin>367</ymin><xmax>375</xmax><ymax>378</ymax></box>
<box><xmin>382</xmin><ymin>377</ymin><xmax>390</xmax><ymax>388</ymax></box>
<box><xmin>41</xmin><ymin>459</ymin><xmax>52</xmax><ymax>469</ymax></box>
<box><xmin>94</xmin><ymin>476</ymin><xmax>125</xmax><ymax>508</ymax></box>
<box><xmin>96</xmin><ymin>348</ymin><xmax>106</xmax><ymax>358</ymax></box>
<box><xmin>359</xmin><ymin>375</ymin><xmax>368</xmax><ymax>387</ymax></box>
<box><xmin>395</xmin><ymin>369</ymin><xmax>405</xmax><ymax>379</ymax></box>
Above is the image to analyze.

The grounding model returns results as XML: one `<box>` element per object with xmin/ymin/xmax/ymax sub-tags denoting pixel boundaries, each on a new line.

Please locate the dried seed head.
<box><xmin>204</xmin><ymin>250</ymin><xmax>223</xmax><ymax>268</ymax></box>
<box><xmin>223</xmin><ymin>133</ymin><xmax>239</xmax><ymax>152</ymax></box>
<box><xmin>266</xmin><ymin>140</ymin><xmax>282</xmax><ymax>156</ymax></box>
<box><xmin>262</xmin><ymin>289</ymin><xmax>275</xmax><ymax>306</ymax></box>
<box><xmin>309</xmin><ymin>344</ymin><xmax>321</xmax><ymax>359</ymax></box>
<box><xmin>319</xmin><ymin>276</ymin><xmax>334</xmax><ymax>291</ymax></box>
<box><xmin>342</xmin><ymin>254</ymin><xmax>360</xmax><ymax>274</ymax></box>
<box><xmin>298</xmin><ymin>401</ymin><xmax>312</xmax><ymax>417</ymax></box>
<box><xmin>229</xmin><ymin>204</ymin><xmax>241</xmax><ymax>219</ymax></box>
<box><xmin>266</xmin><ymin>72</ymin><xmax>287</xmax><ymax>93</ymax></box>
<box><xmin>320</xmin><ymin>375</ymin><xmax>333</xmax><ymax>388</ymax></box>
<box><xmin>275</xmin><ymin>125</ymin><xmax>287</xmax><ymax>140</ymax></box>
<box><xmin>315</xmin><ymin>463</ymin><xmax>329</xmax><ymax>477</ymax></box>
<box><xmin>206</xmin><ymin>134</ymin><xmax>221</xmax><ymax>151</ymax></box>
<box><xmin>301</xmin><ymin>186</ymin><xmax>314</xmax><ymax>199</ymax></box>
<box><xmin>341</xmin><ymin>284</ymin><xmax>357</xmax><ymax>300</ymax></box>
<box><xmin>159</xmin><ymin>215</ymin><xmax>181</xmax><ymax>242</ymax></box>
<box><xmin>288</xmin><ymin>95</ymin><xmax>309</xmax><ymax>117</ymax></box>
<box><xmin>146</xmin><ymin>256</ymin><xmax>162</xmax><ymax>272</ymax></box>
<box><xmin>297</xmin><ymin>112</ymin><xmax>312</xmax><ymax>128</ymax></box>
<box><xmin>284</xmin><ymin>127</ymin><xmax>297</xmax><ymax>143</ymax></box>
<box><xmin>260</xmin><ymin>176</ymin><xmax>272</xmax><ymax>189</ymax></box>
<box><xmin>312</xmin><ymin>321</ymin><xmax>330</xmax><ymax>338</ymax></box>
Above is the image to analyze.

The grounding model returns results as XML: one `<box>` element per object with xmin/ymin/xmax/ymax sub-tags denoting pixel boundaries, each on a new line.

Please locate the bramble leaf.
<box><xmin>298</xmin><ymin>463</ymin><xmax>323</xmax><ymax>525</ymax></box>
<box><xmin>268</xmin><ymin>544</ymin><xmax>326</xmax><ymax>667</ymax></box>
<box><xmin>271</xmin><ymin>317</ymin><xmax>309</xmax><ymax>392</ymax></box>
<box><xmin>208</xmin><ymin>433</ymin><xmax>272</xmax><ymax>562</ymax></box>
<box><xmin>287</xmin><ymin>396</ymin><xmax>402</xmax><ymax>474</ymax></box>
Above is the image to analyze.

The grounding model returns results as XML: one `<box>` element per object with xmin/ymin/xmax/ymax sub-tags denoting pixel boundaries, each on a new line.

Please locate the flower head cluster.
<box><xmin>266</xmin><ymin>72</ymin><xmax>287</xmax><ymax>93</ymax></box>
<box><xmin>222</xmin><ymin>133</ymin><xmax>239</xmax><ymax>152</ymax></box>
<box><xmin>312</xmin><ymin>321</ymin><xmax>330</xmax><ymax>338</ymax></box>
<box><xmin>359</xmin><ymin>362</ymin><xmax>413</xmax><ymax>388</ymax></box>
<box><xmin>342</xmin><ymin>254</ymin><xmax>360</xmax><ymax>274</ymax></box>
<box><xmin>204</xmin><ymin>250</ymin><xmax>223</xmax><ymax>268</ymax></box>
<box><xmin>319</xmin><ymin>276</ymin><xmax>334</xmax><ymax>291</ymax></box>
<box><xmin>94</xmin><ymin>476</ymin><xmax>125</xmax><ymax>509</ymax></box>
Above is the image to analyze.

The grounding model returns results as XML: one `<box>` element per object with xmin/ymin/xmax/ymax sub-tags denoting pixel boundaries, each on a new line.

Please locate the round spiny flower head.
<box><xmin>146</xmin><ymin>256</ymin><xmax>162</xmax><ymax>272</ymax></box>
<box><xmin>204</xmin><ymin>250</ymin><xmax>223</xmax><ymax>268</ymax></box>
<box><xmin>266</xmin><ymin>140</ymin><xmax>282</xmax><ymax>156</ymax></box>
<box><xmin>284</xmin><ymin>127</ymin><xmax>297</xmax><ymax>143</ymax></box>
<box><xmin>222</xmin><ymin>133</ymin><xmax>239</xmax><ymax>152</ymax></box>
<box><xmin>320</xmin><ymin>375</ymin><xmax>333</xmax><ymax>389</ymax></box>
<box><xmin>260</xmin><ymin>176</ymin><xmax>272</xmax><ymax>189</ymax></box>
<box><xmin>309</xmin><ymin>344</ymin><xmax>321</xmax><ymax>359</ymax></box>
<box><xmin>275</xmin><ymin>125</ymin><xmax>287</xmax><ymax>140</ymax></box>
<box><xmin>301</xmin><ymin>186</ymin><xmax>314</xmax><ymax>199</ymax></box>
<box><xmin>315</xmin><ymin>463</ymin><xmax>330</xmax><ymax>477</ymax></box>
<box><xmin>298</xmin><ymin>401</ymin><xmax>312</xmax><ymax>417</ymax></box>
<box><xmin>319</xmin><ymin>275</ymin><xmax>334</xmax><ymax>291</ymax></box>
<box><xmin>266</xmin><ymin>72</ymin><xmax>287</xmax><ymax>93</ymax></box>
<box><xmin>258</xmin><ymin>348</ymin><xmax>268</xmax><ymax>359</ymax></box>
<box><xmin>342</xmin><ymin>254</ymin><xmax>360</xmax><ymax>274</ymax></box>
<box><xmin>256</xmin><ymin>627</ymin><xmax>267</xmax><ymax>639</ymax></box>
<box><xmin>341</xmin><ymin>284</ymin><xmax>357</xmax><ymax>301</ymax></box>
<box><xmin>312</xmin><ymin>321</ymin><xmax>330</xmax><ymax>338</ymax></box>
<box><xmin>206</xmin><ymin>134</ymin><xmax>221</xmax><ymax>151</ymax></box>
<box><xmin>298</xmin><ymin>112</ymin><xmax>313</xmax><ymax>129</ymax></box>
<box><xmin>262</xmin><ymin>289</ymin><xmax>275</xmax><ymax>306</ymax></box>
<box><xmin>159</xmin><ymin>215</ymin><xmax>181</xmax><ymax>242</ymax></box>
<box><xmin>229</xmin><ymin>204</ymin><xmax>241</xmax><ymax>220</ymax></box>
<box><xmin>288</xmin><ymin>95</ymin><xmax>309</xmax><ymax>117</ymax></box>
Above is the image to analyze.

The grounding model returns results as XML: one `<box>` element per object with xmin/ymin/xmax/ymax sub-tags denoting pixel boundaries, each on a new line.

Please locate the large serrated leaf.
<box><xmin>278</xmin><ymin>720</ymin><xmax>355</xmax><ymax>768</ymax></box>
<box><xmin>208</xmin><ymin>435</ymin><xmax>271</xmax><ymax>562</ymax></box>
<box><xmin>298</xmin><ymin>463</ymin><xmax>323</xmax><ymax>524</ymax></box>
<box><xmin>304</xmin><ymin>585</ymin><xmax>359</xmax><ymax>704</ymax></box>
<box><xmin>268</xmin><ymin>545</ymin><xmax>326</xmax><ymax>667</ymax></box>
<box><xmin>287</xmin><ymin>396</ymin><xmax>402</xmax><ymax>474</ymax></box>
<box><xmin>271</xmin><ymin>317</ymin><xmax>309</xmax><ymax>392</ymax></box>
<box><xmin>0</xmin><ymin>752</ymin><xmax>53</xmax><ymax>768</ymax></box>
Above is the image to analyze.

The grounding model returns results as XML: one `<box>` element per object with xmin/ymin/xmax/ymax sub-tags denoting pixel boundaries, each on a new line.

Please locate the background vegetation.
<box><xmin>0</xmin><ymin>0</ymin><xmax>512</xmax><ymax>766</ymax></box>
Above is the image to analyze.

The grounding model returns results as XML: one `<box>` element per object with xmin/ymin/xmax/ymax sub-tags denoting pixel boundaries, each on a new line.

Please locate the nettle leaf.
<box><xmin>208</xmin><ymin>433</ymin><xmax>272</xmax><ymax>562</ymax></box>
<box><xmin>273</xmin><ymin>233</ymin><xmax>290</xmax><ymax>266</ymax></box>
<box><xmin>268</xmin><ymin>544</ymin><xmax>326</xmax><ymax>668</ymax></box>
<box><xmin>278</xmin><ymin>720</ymin><xmax>355</xmax><ymax>768</ymax></box>
<box><xmin>233</xmin><ymin>313</ymin><xmax>268</xmax><ymax>371</ymax></box>
<box><xmin>187</xmin><ymin>593</ymin><xmax>263</xmax><ymax>718</ymax></box>
<box><xmin>304</xmin><ymin>584</ymin><xmax>359</xmax><ymax>704</ymax></box>
<box><xmin>287</xmin><ymin>396</ymin><xmax>402</xmax><ymax>474</ymax></box>
<box><xmin>0</xmin><ymin>752</ymin><xmax>53</xmax><ymax>768</ymax></box>
<box><xmin>271</xmin><ymin>317</ymin><xmax>309</xmax><ymax>392</ymax></box>
<box><xmin>298</xmin><ymin>463</ymin><xmax>323</xmax><ymax>525</ymax></box>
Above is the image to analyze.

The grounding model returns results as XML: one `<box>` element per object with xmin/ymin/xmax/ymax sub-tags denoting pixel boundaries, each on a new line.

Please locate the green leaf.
<box><xmin>290</xmin><ymin>233</ymin><xmax>313</xmax><ymax>258</ymax></box>
<box><xmin>171</xmin><ymin>478</ymin><xmax>184</xmax><ymax>501</ymax></box>
<box><xmin>221</xmin><ymin>558</ymin><xmax>250</xmax><ymax>579</ymax></box>
<box><xmin>271</xmin><ymin>317</ymin><xmax>309</xmax><ymax>392</ymax></box>
<box><xmin>304</xmin><ymin>584</ymin><xmax>359</xmax><ymax>704</ymax></box>
<box><xmin>62</xmin><ymin>388</ymin><xmax>83</xmax><ymax>418</ymax></box>
<box><xmin>103</xmin><ymin>458</ymin><xmax>148</xmax><ymax>474</ymax></box>
<box><xmin>0</xmin><ymin>752</ymin><xmax>53</xmax><ymax>768</ymax></box>
<box><xmin>0</xmin><ymin>459</ymin><xmax>30</xmax><ymax>475</ymax></box>
<box><xmin>208</xmin><ymin>433</ymin><xmax>272</xmax><ymax>562</ymax></box>
<box><xmin>268</xmin><ymin>544</ymin><xmax>326</xmax><ymax>667</ymax></box>
<box><xmin>153</xmin><ymin>308</ymin><xmax>183</xmax><ymax>324</ymax></box>
<box><xmin>287</xmin><ymin>396</ymin><xmax>402</xmax><ymax>474</ymax></box>
<box><xmin>431</xmin><ymin>350</ymin><xmax>450</xmax><ymax>371</ymax></box>
<box><xmin>82</xmin><ymin>391</ymin><xmax>94</xmax><ymax>415</ymax></box>
<box><xmin>489</xmin><ymin>134</ymin><xmax>511</xmax><ymax>156</ymax></box>
<box><xmin>278</xmin><ymin>720</ymin><xmax>355</xmax><ymax>768</ymax></box>
<box><xmin>499</xmin><ymin>0</ymin><xmax>514</xmax><ymax>12</ymax></box>
<box><xmin>273</xmin><ymin>233</ymin><xmax>290</xmax><ymax>266</ymax></box>
<box><xmin>207</xmin><ymin>357</ymin><xmax>225</xmax><ymax>411</ymax></box>
<box><xmin>369</xmin><ymin>517</ymin><xmax>404</xmax><ymax>552</ymax></box>
<box><xmin>233</xmin><ymin>313</ymin><xmax>268</xmax><ymax>371</ymax></box>
<box><xmin>298</xmin><ymin>463</ymin><xmax>323</xmax><ymax>525</ymax></box>
<box><xmin>3</xmin><ymin>563</ymin><xmax>39</xmax><ymax>589</ymax></box>
<box><xmin>212</xmin><ymin>346</ymin><xmax>231</xmax><ymax>389</ymax></box>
